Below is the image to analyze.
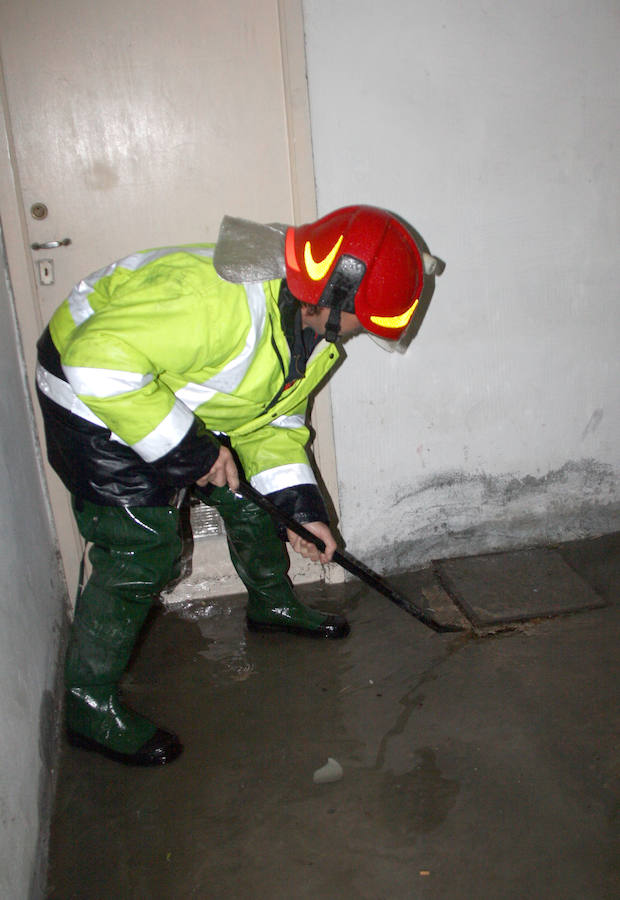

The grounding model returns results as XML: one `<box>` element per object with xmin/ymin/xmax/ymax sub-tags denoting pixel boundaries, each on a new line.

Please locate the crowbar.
<box><xmin>235</xmin><ymin>480</ymin><xmax>464</xmax><ymax>634</ymax></box>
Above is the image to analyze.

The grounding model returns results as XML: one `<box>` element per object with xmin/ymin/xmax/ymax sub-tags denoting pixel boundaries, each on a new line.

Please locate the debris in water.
<box><xmin>313</xmin><ymin>757</ymin><xmax>343</xmax><ymax>784</ymax></box>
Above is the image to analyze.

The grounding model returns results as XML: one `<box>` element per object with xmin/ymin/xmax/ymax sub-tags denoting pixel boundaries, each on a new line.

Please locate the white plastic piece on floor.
<box><xmin>313</xmin><ymin>757</ymin><xmax>343</xmax><ymax>784</ymax></box>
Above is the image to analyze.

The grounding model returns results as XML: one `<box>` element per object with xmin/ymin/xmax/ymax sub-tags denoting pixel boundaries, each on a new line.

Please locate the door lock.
<box><xmin>37</xmin><ymin>258</ymin><xmax>55</xmax><ymax>285</ymax></box>
<box><xmin>30</xmin><ymin>202</ymin><xmax>48</xmax><ymax>220</ymax></box>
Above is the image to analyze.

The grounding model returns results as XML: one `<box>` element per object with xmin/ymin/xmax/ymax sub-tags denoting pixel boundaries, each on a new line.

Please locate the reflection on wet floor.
<box><xmin>175</xmin><ymin>595</ymin><xmax>256</xmax><ymax>681</ymax></box>
<box><xmin>46</xmin><ymin>534</ymin><xmax>620</xmax><ymax>899</ymax></box>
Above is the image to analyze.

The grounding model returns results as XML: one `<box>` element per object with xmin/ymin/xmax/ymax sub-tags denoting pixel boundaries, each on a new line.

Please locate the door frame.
<box><xmin>0</xmin><ymin>0</ymin><xmax>340</xmax><ymax>596</ymax></box>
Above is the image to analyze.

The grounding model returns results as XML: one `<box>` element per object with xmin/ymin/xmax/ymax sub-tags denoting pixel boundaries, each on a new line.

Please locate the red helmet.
<box><xmin>284</xmin><ymin>205</ymin><xmax>425</xmax><ymax>341</ymax></box>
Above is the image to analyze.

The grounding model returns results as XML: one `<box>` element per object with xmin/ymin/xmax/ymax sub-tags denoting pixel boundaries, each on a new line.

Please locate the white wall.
<box><xmin>303</xmin><ymin>0</ymin><xmax>620</xmax><ymax>569</ymax></box>
<box><xmin>0</xmin><ymin>230</ymin><xmax>66</xmax><ymax>899</ymax></box>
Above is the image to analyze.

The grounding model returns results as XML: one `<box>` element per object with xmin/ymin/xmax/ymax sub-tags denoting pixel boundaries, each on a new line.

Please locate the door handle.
<box><xmin>31</xmin><ymin>238</ymin><xmax>72</xmax><ymax>250</ymax></box>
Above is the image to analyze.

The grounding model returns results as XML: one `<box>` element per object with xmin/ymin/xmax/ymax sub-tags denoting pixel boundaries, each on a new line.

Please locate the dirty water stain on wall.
<box><xmin>357</xmin><ymin>459</ymin><xmax>619</xmax><ymax>571</ymax></box>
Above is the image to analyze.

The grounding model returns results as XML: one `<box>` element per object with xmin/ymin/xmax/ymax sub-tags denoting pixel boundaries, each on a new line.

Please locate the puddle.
<box><xmin>167</xmin><ymin>595</ymin><xmax>256</xmax><ymax>682</ymax></box>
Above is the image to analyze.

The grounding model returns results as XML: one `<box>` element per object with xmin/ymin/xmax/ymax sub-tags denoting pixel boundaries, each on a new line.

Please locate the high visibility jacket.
<box><xmin>36</xmin><ymin>245</ymin><xmax>341</xmax><ymax>515</ymax></box>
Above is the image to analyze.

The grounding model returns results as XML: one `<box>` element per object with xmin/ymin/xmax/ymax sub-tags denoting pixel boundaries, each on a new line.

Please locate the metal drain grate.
<box><xmin>189</xmin><ymin>500</ymin><xmax>224</xmax><ymax>539</ymax></box>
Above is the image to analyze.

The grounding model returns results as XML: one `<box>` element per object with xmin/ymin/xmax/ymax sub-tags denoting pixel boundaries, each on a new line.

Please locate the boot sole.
<box><xmin>246</xmin><ymin>616</ymin><xmax>350</xmax><ymax>639</ymax></box>
<box><xmin>67</xmin><ymin>728</ymin><xmax>183</xmax><ymax>766</ymax></box>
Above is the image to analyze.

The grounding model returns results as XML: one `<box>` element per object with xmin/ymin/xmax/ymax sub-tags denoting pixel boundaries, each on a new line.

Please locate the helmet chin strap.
<box><xmin>319</xmin><ymin>254</ymin><xmax>366</xmax><ymax>343</ymax></box>
<box><xmin>324</xmin><ymin>307</ymin><xmax>342</xmax><ymax>343</ymax></box>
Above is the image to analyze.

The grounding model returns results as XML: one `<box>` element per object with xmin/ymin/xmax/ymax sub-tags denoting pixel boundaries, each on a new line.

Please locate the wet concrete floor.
<box><xmin>46</xmin><ymin>533</ymin><xmax>620</xmax><ymax>899</ymax></box>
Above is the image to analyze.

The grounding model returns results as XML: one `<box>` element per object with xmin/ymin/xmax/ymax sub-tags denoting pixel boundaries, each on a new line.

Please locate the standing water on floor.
<box><xmin>47</xmin><ymin>536</ymin><xmax>620</xmax><ymax>899</ymax></box>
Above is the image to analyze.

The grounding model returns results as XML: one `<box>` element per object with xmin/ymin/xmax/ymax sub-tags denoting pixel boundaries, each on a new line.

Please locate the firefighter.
<box><xmin>36</xmin><ymin>205</ymin><xmax>439</xmax><ymax>766</ymax></box>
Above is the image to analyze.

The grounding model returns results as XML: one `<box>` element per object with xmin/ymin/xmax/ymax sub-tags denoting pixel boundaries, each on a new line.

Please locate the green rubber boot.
<box><xmin>199</xmin><ymin>486</ymin><xmax>349</xmax><ymax>639</ymax></box>
<box><xmin>66</xmin><ymin>501</ymin><xmax>184</xmax><ymax>766</ymax></box>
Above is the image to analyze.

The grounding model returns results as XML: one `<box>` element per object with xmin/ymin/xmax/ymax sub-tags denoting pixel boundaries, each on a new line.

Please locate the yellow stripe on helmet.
<box><xmin>303</xmin><ymin>235</ymin><xmax>344</xmax><ymax>281</ymax></box>
<box><xmin>370</xmin><ymin>298</ymin><xmax>419</xmax><ymax>329</ymax></box>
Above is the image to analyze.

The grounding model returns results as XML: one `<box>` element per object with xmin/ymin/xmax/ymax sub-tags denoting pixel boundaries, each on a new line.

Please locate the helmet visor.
<box><xmin>367</xmin><ymin>332</ymin><xmax>409</xmax><ymax>353</ymax></box>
